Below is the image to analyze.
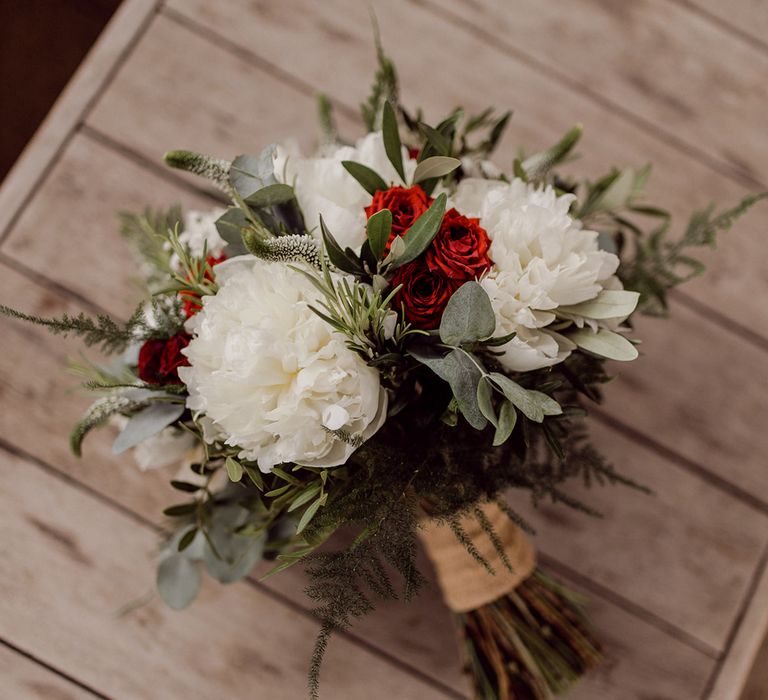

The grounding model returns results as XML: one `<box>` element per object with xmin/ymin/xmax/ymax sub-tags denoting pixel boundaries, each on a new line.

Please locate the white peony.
<box><xmin>273</xmin><ymin>132</ymin><xmax>417</xmax><ymax>252</ymax></box>
<box><xmin>451</xmin><ymin>178</ymin><xmax>620</xmax><ymax>371</ymax></box>
<box><xmin>179</xmin><ymin>257</ymin><xmax>387</xmax><ymax>473</ymax></box>
<box><xmin>170</xmin><ymin>208</ymin><xmax>227</xmax><ymax>269</ymax></box>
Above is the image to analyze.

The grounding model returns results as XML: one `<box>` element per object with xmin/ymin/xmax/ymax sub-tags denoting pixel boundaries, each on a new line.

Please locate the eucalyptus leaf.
<box><xmin>413</xmin><ymin>156</ymin><xmax>461</xmax><ymax>184</ymax></box>
<box><xmin>366</xmin><ymin>209</ymin><xmax>393</xmax><ymax>260</ymax></box>
<box><xmin>476</xmin><ymin>377</ymin><xmax>498</xmax><ymax>428</ymax></box>
<box><xmin>203</xmin><ymin>505</ymin><xmax>266</xmax><ymax>584</ymax></box>
<box><xmin>244</xmin><ymin>183</ymin><xmax>296</xmax><ymax>208</ymax></box>
<box><xmin>156</xmin><ymin>553</ymin><xmax>200</xmax><ymax>610</ymax></box>
<box><xmin>382</xmin><ymin>101</ymin><xmax>405</xmax><ymax>182</ymax></box>
<box><xmin>229</xmin><ymin>146</ymin><xmax>277</xmax><ymax>198</ymax></box>
<box><xmin>112</xmin><ymin>403</ymin><xmax>185</xmax><ymax>455</ymax></box>
<box><xmin>342</xmin><ymin>160</ymin><xmax>388</xmax><ymax>195</ymax></box>
<box><xmin>569</xmin><ymin>328</ymin><xmax>639</xmax><ymax>361</ymax></box>
<box><xmin>389</xmin><ymin>193</ymin><xmax>447</xmax><ymax>267</ymax></box>
<box><xmin>559</xmin><ymin>290</ymin><xmax>640</xmax><ymax>320</ymax></box>
<box><xmin>441</xmin><ymin>350</ymin><xmax>487</xmax><ymax>430</ymax></box>
<box><xmin>439</xmin><ymin>281</ymin><xmax>496</xmax><ymax>345</ymax></box>
<box><xmin>493</xmin><ymin>400</ymin><xmax>517</xmax><ymax>446</ymax></box>
<box><xmin>215</xmin><ymin>208</ymin><xmax>249</xmax><ymax>255</ymax></box>
<box><xmin>489</xmin><ymin>374</ymin><xmax>562</xmax><ymax>423</ymax></box>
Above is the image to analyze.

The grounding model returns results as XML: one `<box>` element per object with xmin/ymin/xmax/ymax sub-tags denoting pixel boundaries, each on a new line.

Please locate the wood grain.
<box><xmin>0</xmin><ymin>644</ymin><xmax>96</xmax><ymax>700</ymax></box>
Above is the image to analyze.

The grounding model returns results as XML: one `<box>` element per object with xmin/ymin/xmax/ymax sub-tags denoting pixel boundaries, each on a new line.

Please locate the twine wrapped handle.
<box><xmin>418</xmin><ymin>502</ymin><xmax>536</xmax><ymax>612</ymax></box>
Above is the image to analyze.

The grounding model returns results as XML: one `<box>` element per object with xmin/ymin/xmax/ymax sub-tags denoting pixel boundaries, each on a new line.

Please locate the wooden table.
<box><xmin>1</xmin><ymin>1</ymin><xmax>766</xmax><ymax>698</ymax></box>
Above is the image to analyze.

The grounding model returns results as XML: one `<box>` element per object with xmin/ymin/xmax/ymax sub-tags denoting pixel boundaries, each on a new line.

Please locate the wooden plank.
<box><xmin>0</xmin><ymin>448</ymin><xmax>455</xmax><ymax>700</ymax></box>
<box><xmin>20</xmin><ymin>7</ymin><xmax>765</xmax><ymax>501</ymax></box>
<box><xmin>0</xmin><ymin>257</ymin><xmax>720</xmax><ymax>696</ymax></box>
<box><xmin>708</xmin><ymin>552</ymin><xmax>768</xmax><ymax>699</ymax></box>
<box><xmin>154</xmin><ymin>0</ymin><xmax>768</xmax><ymax>337</ymax></box>
<box><xmin>514</xmin><ymin>419</ymin><xmax>768</xmax><ymax>651</ymax></box>
<box><xmin>683</xmin><ymin>0</ymin><xmax>768</xmax><ymax>53</ymax></box>
<box><xmin>422</xmin><ymin>0</ymin><xmax>768</xmax><ymax>186</ymax></box>
<box><xmin>0</xmin><ymin>0</ymin><xmax>159</xmax><ymax>240</ymax></box>
<box><xmin>0</xmin><ymin>643</ymin><xmax>96</xmax><ymax>700</ymax></box>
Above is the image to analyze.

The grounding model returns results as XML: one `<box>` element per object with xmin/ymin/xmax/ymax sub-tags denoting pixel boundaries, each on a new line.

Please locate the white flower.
<box><xmin>170</xmin><ymin>208</ymin><xmax>227</xmax><ymax>269</ymax></box>
<box><xmin>273</xmin><ymin>132</ymin><xmax>417</xmax><ymax>252</ymax></box>
<box><xmin>179</xmin><ymin>257</ymin><xmax>387</xmax><ymax>473</ymax></box>
<box><xmin>451</xmin><ymin>178</ymin><xmax>620</xmax><ymax>371</ymax></box>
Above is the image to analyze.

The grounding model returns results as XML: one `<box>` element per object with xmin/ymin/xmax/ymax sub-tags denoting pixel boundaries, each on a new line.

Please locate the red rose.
<box><xmin>180</xmin><ymin>253</ymin><xmax>226</xmax><ymax>317</ymax></box>
<box><xmin>137</xmin><ymin>332</ymin><xmax>191</xmax><ymax>384</ymax></box>
<box><xmin>425</xmin><ymin>208</ymin><xmax>492</xmax><ymax>281</ymax></box>
<box><xmin>390</xmin><ymin>259</ymin><xmax>460</xmax><ymax>330</ymax></box>
<box><xmin>365</xmin><ymin>185</ymin><xmax>432</xmax><ymax>252</ymax></box>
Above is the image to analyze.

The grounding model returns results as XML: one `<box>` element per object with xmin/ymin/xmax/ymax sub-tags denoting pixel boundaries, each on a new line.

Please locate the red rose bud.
<box><xmin>137</xmin><ymin>332</ymin><xmax>191</xmax><ymax>384</ymax></box>
<box><xmin>391</xmin><ymin>259</ymin><xmax>460</xmax><ymax>330</ymax></box>
<box><xmin>426</xmin><ymin>208</ymin><xmax>492</xmax><ymax>281</ymax></box>
<box><xmin>365</xmin><ymin>185</ymin><xmax>432</xmax><ymax>252</ymax></box>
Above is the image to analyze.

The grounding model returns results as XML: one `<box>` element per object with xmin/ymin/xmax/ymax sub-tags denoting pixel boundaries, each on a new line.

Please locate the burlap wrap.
<box><xmin>418</xmin><ymin>502</ymin><xmax>536</xmax><ymax>613</ymax></box>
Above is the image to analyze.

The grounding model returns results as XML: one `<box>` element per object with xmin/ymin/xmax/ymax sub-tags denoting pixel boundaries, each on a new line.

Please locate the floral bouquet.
<box><xmin>3</xmin><ymin>35</ymin><xmax>764</xmax><ymax>700</ymax></box>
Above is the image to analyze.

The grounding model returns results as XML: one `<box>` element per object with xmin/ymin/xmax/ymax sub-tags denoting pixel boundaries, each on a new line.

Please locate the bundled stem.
<box><xmin>458</xmin><ymin>569</ymin><xmax>602</xmax><ymax>699</ymax></box>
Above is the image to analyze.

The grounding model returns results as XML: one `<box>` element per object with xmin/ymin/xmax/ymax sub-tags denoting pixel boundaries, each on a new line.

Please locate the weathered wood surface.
<box><xmin>0</xmin><ymin>0</ymin><xmax>766</xmax><ymax>698</ymax></box>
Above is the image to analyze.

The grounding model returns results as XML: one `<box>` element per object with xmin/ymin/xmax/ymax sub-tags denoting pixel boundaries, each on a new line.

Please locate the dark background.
<box><xmin>0</xmin><ymin>0</ymin><xmax>120</xmax><ymax>181</ymax></box>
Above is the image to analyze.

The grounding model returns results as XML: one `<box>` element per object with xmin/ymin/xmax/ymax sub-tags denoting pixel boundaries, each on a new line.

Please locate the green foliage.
<box><xmin>164</xmin><ymin>150</ymin><xmax>232</xmax><ymax>194</ymax></box>
<box><xmin>119</xmin><ymin>206</ymin><xmax>180</xmax><ymax>279</ymax></box>
<box><xmin>316</xmin><ymin>93</ymin><xmax>338</xmax><ymax>146</ymax></box>
<box><xmin>360</xmin><ymin>17</ymin><xmax>398</xmax><ymax>131</ymax></box>
<box><xmin>620</xmin><ymin>192</ymin><xmax>768</xmax><ymax>316</ymax></box>
<box><xmin>70</xmin><ymin>393</ymin><xmax>146</xmax><ymax>457</ymax></box>
<box><xmin>0</xmin><ymin>303</ymin><xmax>146</xmax><ymax>355</ymax></box>
<box><xmin>242</xmin><ymin>231</ymin><xmax>321</xmax><ymax>269</ymax></box>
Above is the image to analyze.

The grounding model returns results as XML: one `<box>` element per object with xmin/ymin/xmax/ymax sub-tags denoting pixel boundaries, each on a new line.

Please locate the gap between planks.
<box><xmin>0</xmin><ymin>637</ymin><xmax>112</xmax><ymax>700</ymax></box>
<box><xmin>0</xmin><ymin>437</ymin><xmax>465</xmax><ymax>700</ymax></box>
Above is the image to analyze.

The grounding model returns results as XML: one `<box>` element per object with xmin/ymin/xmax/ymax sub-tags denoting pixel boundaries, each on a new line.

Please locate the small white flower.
<box><xmin>179</xmin><ymin>257</ymin><xmax>386</xmax><ymax>473</ymax></box>
<box><xmin>273</xmin><ymin>132</ymin><xmax>418</xmax><ymax>252</ymax></box>
<box><xmin>170</xmin><ymin>208</ymin><xmax>227</xmax><ymax>269</ymax></box>
<box><xmin>451</xmin><ymin>178</ymin><xmax>620</xmax><ymax>371</ymax></box>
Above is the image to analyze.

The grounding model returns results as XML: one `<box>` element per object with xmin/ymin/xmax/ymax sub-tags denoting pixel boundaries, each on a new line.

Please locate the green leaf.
<box><xmin>157</xmin><ymin>553</ymin><xmax>200</xmax><ymax>610</ymax></box>
<box><xmin>320</xmin><ymin>216</ymin><xmax>364</xmax><ymax>275</ymax></box>
<box><xmin>598</xmin><ymin>168</ymin><xmax>636</xmax><ymax>211</ymax></box>
<box><xmin>441</xmin><ymin>350</ymin><xmax>488</xmax><ymax>430</ymax></box>
<box><xmin>170</xmin><ymin>480</ymin><xmax>201</xmax><ymax>493</ymax></box>
<box><xmin>419</xmin><ymin>123</ymin><xmax>451</xmax><ymax>155</ymax></box>
<box><xmin>203</xmin><ymin>507</ymin><xmax>265</xmax><ymax>584</ymax></box>
<box><xmin>476</xmin><ymin>377</ymin><xmax>498</xmax><ymax>428</ymax></box>
<box><xmin>569</xmin><ymin>328</ymin><xmax>639</xmax><ymax>361</ymax></box>
<box><xmin>482</xmin><ymin>331</ymin><xmax>517</xmax><ymax>347</ymax></box>
<box><xmin>389</xmin><ymin>193</ymin><xmax>447</xmax><ymax>267</ymax></box>
<box><xmin>163</xmin><ymin>502</ymin><xmax>198</xmax><ymax>518</ymax></box>
<box><xmin>288</xmin><ymin>484</ymin><xmax>322</xmax><ymax>512</ymax></box>
<box><xmin>112</xmin><ymin>403</ymin><xmax>185</xmax><ymax>455</ymax></box>
<box><xmin>178</xmin><ymin>527</ymin><xmax>199</xmax><ymax>552</ymax></box>
<box><xmin>522</xmin><ymin>124</ymin><xmax>582</xmax><ymax>181</ymax></box>
<box><xmin>296</xmin><ymin>495</ymin><xmax>324</xmax><ymax>535</ymax></box>
<box><xmin>382</xmin><ymin>101</ymin><xmax>405</xmax><ymax>183</ymax></box>
<box><xmin>225</xmin><ymin>456</ymin><xmax>243</xmax><ymax>483</ymax></box>
<box><xmin>493</xmin><ymin>400</ymin><xmax>517</xmax><ymax>446</ymax></box>
<box><xmin>412</xmin><ymin>156</ymin><xmax>461</xmax><ymax>184</ymax></box>
<box><xmin>559</xmin><ymin>290</ymin><xmax>640</xmax><ymax>320</ymax></box>
<box><xmin>342</xmin><ymin>160</ymin><xmax>388</xmax><ymax>196</ymax></box>
<box><xmin>229</xmin><ymin>147</ymin><xmax>277</xmax><ymax>198</ymax></box>
<box><xmin>244</xmin><ymin>465</ymin><xmax>264</xmax><ymax>491</ymax></box>
<box><xmin>244</xmin><ymin>183</ymin><xmax>296</xmax><ymax>208</ymax></box>
<box><xmin>489</xmin><ymin>373</ymin><xmax>562</xmax><ymax>423</ymax></box>
<box><xmin>439</xmin><ymin>281</ymin><xmax>496</xmax><ymax>345</ymax></box>
<box><xmin>366</xmin><ymin>208</ymin><xmax>393</xmax><ymax>260</ymax></box>
<box><xmin>214</xmin><ymin>208</ymin><xmax>249</xmax><ymax>254</ymax></box>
